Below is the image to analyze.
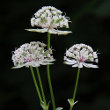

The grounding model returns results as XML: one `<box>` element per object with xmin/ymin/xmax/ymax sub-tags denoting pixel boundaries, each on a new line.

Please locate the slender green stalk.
<box><xmin>69</xmin><ymin>68</ymin><xmax>80</xmax><ymax>110</ymax></box>
<box><xmin>30</xmin><ymin>66</ymin><xmax>42</xmax><ymax>102</ymax></box>
<box><xmin>47</xmin><ymin>32</ymin><xmax>56</xmax><ymax>110</ymax></box>
<box><xmin>69</xmin><ymin>106</ymin><xmax>72</xmax><ymax>110</ymax></box>
<box><xmin>47</xmin><ymin>65</ymin><xmax>56</xmax><ymax>110</ymax></box>
<box><xmin>47</xmin><ymin>32</ymin><xmax>51</xmax><ymax>49</ymax></box>
<box><xmin>73</xmin><ymin>68</ymin><xmax>80</xmax><ymax>101</ymax></box>
<box><xmin>36</xmin><ymin>67</ymin><xmax>47</xmax><ymax>104</ymax></box>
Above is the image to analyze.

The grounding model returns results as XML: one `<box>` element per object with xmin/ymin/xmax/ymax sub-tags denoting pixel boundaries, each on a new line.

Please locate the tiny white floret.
<box><xmin>12</xmin><ymin>41</ymin><xmax>55</xmax><ymax>68</ymax></box>
<box><xmin>26</xmin><ymin>6</ymin><xmax>72</xmax><ymax>35</ymax></box>
<box><xmin>64</xmin><ymin>43</ymin><xmax>99</xmax><ymax>68</ymax></box>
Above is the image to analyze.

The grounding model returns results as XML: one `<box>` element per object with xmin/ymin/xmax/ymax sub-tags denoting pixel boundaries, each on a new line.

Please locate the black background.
<box><xmin>0</xmin><ymin>0</ymin><xmax>110</xmax><ymax>110</ymax></box>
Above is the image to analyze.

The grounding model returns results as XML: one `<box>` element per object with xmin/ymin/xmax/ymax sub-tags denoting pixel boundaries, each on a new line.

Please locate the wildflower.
<box><xmin>64</xmin><ymin>44</ymin><xmax>98</xmax><ymax>68</ymax></box>
<box><xmin>26</xmin><ymin>6</ymin><xmax>71</xmax><ymax>35</ymax></box>
<box><xmin>12</xmin><ymin>41</ymin><xmax>55</xmax><ymax>68</ymax></box>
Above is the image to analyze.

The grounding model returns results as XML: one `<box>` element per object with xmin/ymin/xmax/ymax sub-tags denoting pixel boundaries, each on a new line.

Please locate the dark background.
<box><xmin>0</xmin><ymin>0</ymin><xmax>110</xmax><ymax>110</ymax></box>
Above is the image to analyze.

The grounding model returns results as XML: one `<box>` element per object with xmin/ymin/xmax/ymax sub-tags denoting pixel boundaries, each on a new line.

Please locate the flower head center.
<box><xmin>79</xmin><ymin>56</ymin><xmax>85</xmax><ymax>62</ymax></box>
<box><xmin>24</xmin><ymin>57</ymin><xmax>33</xmax><ymax>62</ymax></box>
<box><xmin>41</xmin><ymin>24</ymin><xmax>56</xmax><ymax>29</ymax></box>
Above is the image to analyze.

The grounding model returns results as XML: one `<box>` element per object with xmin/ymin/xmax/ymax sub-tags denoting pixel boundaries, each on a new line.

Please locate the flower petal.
<box><xmin>43</xmin><ymin>58</ymin><xmax>56</xmax><ymax>63</ymax></box>
<box><xmin>78</xmin><ymin>63</ymin><xmax>83</xmax><ymax>68</ymax></box>
<box><xmin>12</xmin><ymin>65</ymin><xmax>24</xmax><ymax>69</ymax></box>
<box><xmin>41</xmin><ymin>62</ymin><xmax>54</xmax><ymax>65</ymax></box>
<box><xmin>72</xmin><ymin>63</ymin><xmax>78</xmax><ymax>68</ymax></box>
<box><xmin>24</xmin><ymin>61</ymin><xmax>40</xmax><ymax>67</ymax></box>
<box><xmin>83</xmin><ymin>63</ymin><xmax>98</xmax><ymax>68</ymax></box>
<box><xmin>64</xmin><ymin>61</ymin><xmax>75</xmax><ymax>65</ymax></box>
<box><xmin>48</xmin><ymin>29</ymin><xmax>72</xmax><ymax>35</ymax></box>
<box><xmin>64</xmin><ymin>59</ymin><xmax>77</xmax><ymax>65</ymax></box>
<box><xmin>26</xmin><ymin>28</ymin><xmax>48</xmax><ymax>33</ymax></box>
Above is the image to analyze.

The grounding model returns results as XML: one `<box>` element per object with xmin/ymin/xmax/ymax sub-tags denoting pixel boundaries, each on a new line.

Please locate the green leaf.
<box><xmin>40</xmin><ymin>101</ymin><xmax>49</xmax><ymax>110</ymax></box>
<box><xmin>56</xmin><ymin>107</ymin><xmax>63</xmax><ymax>110</ymax></box>
<box><xmin>68</xmin><ymin>98</ymin><xmax>74</xmax><ymax>107</ymax></box>
<box><xmin>67</xmin><ymin>98</ymin><xmax>78</xmax><ymax>107</ymax></box>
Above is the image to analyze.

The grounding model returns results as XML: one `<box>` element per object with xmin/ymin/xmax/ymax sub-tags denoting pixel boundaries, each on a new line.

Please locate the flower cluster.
<box><xmin>64</xmin><ymin>44</ymin><xmax>98</xmax><ymax>68</ymax></box>
<box><xmin>26</xmin><ymin>6</ymin><xmax>71</xmax><ymax>35</ymax></box>
<box><xmin>12</xmin><ymin>41</ymin><xmax>55</xmax><ymax>68</ymax></box>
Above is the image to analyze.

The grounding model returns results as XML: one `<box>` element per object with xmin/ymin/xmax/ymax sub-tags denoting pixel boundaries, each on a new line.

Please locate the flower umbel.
<box><xmin>26</xmin><ymin>6</ymin><xmax>72</xmax><ymax>35</ymax></box>
<box><xmin>12</xmin><ymin>41</ymin><xmax>55</xmax><ymax>68</ymax></box>
<box><xmin>64</xmin><ymin>43</ymin><xmax>98</xmax><ymax>68</ymax></box>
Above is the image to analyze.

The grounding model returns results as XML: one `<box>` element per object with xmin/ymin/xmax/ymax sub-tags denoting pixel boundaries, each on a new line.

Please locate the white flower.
<box><xmin>26</xmin><ymin>6</ymin><xmax>72</xmax><ymax>35</ymax></box>
<box><xmin>12</xmin><ymin>41</ymin><xmax>55</xmax><ymax>68</ymax></box>
<box><xmin>64</xmin><ymin>44</ymin><xmax>98</xmax><ymax>68</ymax></box>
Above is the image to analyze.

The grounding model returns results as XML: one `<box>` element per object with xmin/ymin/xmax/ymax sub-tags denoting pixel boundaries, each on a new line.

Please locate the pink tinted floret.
<box><xmin>79</xmin><ymin>56</ymin><xmax>85</xmax><ymax>62</ymax></box>
<box><xmin>24</xmin><ymin>57</ymin><xmax>33</xmax><ymax>62</ymax></box>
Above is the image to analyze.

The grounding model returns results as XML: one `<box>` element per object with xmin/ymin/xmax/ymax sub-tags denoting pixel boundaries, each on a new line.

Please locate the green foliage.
<box><xmin>40</xmin><ymin>101</ymin><xmax>50</xmax><ymax>110</ymax></box>
<box><xmin>68</xmin><ymin>98</ymin><xmax>78</xmax><ymax>108</ymax></box>
<box><xmin>68</xmin><ymin>98</ymin><xmax>74</xmax><ymax>107</ymax></box>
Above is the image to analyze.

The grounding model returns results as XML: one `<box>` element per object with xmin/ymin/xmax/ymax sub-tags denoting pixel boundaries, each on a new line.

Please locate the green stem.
<box><xmin>69</xmin><ymin>68</ymin><xmax>80</xmax><ymax>110</ymax></box>
<box><xmin>47</xmin><ymin>32</ymin><xmax>51</xmax><ymax>49</ymax></box>
<box><xmin>69</xmin><ymin>106</ymin><xmax>72</xmax><ymax>110</ymax></box>
<box><xmin>30</xmin><ymin>66</ymin><xmax>42</xmax><ymax>102</ymax></box>
<box><xmin>47</xmin><ymin>65</ymin><xmax>56</xmax><ymax>110</ymax></box>
<box><xmin>73</xmin><ymin>68</ymin><xmax>80</xmax><ymax>101</ymax></box>
<box><xmin>36</xmin><ymin>67</ymin><xmax>47</xmax><ymax>104</ymax></box>
<box><xmin>47</xmin><ymin>32</ymin><xmax>56</xmax><ymax>110</ymax></box>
